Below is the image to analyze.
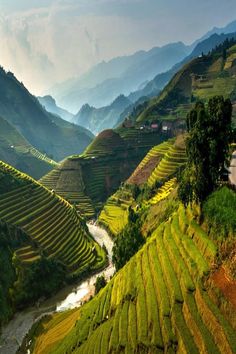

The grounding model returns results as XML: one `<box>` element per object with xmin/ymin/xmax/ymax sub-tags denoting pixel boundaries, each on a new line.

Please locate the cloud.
<box><xmin>0</xmin><ymin>0</ymin><xmax>236</xmax><ymax>94</ymax></box>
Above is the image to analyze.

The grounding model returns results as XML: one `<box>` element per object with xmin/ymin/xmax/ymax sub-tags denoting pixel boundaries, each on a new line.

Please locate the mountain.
<box><xmin>0</xmin><ymin>115</ymin><xmax>56</xmax><ymax>179</ymax></box>
<box><xmin>130</xmin><ymin>37</ymin><xmax>236</xmax><ymax>123</ymax></box>
<box><xmin>38</xmin><ymin>95</ymin><xmax>74</xmax><ymax>122</ymax></box>
<box><xmin>0</xmin><ymin>67</ymin><xmax>93</xmax><ymax>161</ymax></box>
<box><xmin>72</xmin><ymin>32</ymin><xmax>236</xmax><ymax>135</ymax></box>
<box><xmin>73</xmin><ymin>95</ymin><xmax>131</xmax><ymax>134</ymax></box>
<box><xmin>0</xmin><ymin>161</ymin><xmax>106</xmax><ymax>328</ymax></box>
<box><xmin>127</xmin><ymin>32</ymin><xmax>236</xmax><ymax>106</ymax></box>
<box><xmin>48</xmin><ymin>42</ymin><xmax>190</xmax><ymax>113</ymax></box>
<box><xmin>192</xmin><ymin>19</ymin><xmax>236</xmax><ymax>47</ymax></box>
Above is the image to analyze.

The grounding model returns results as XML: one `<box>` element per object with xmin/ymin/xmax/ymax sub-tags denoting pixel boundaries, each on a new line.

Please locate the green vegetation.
<box><xmin>29</xmin><ymin>199</ymin><xmax>236</xmax><ymax>354</ymax></box>
<box><xmin>179</xmin><ymin>96</ymin><xmax>232</xmax><ymax>204</ymax></box>
<box><xmin>99</xmin><ymin>137</ymin><xmax>184</xmax><ymax>237</ymax></box>
<box><xmin>0</xmin><ymin>224</ymin><xmax>16</xmax><ymax>327</ymax></box>
<box><xmin>98</xmin><ymin>186</ymin><xmax>133</xmax><ymax>236</ymax></box>
<box><xmin>95</xmin><ymin>275</ymin><xmax>107</xmax><ymax>295</ymax></box>
<box><xmin>13</xmin><ymin>257</ymin><xmax>66</xmax><ymax>308</ymax></box>
<box><xmin>147</xmin><ymin>136</ymin><xmax>186</xmax><ymax>188</ymax></box>
<box><xmin>203</xmin><ymin>186</ymin><xmax>236</xmax><ymax>238</ymax></box>
<box><xmin>40</xmin><ymin>128</ymin><xmax>166</xmax><ymax>219</ymax></box>
<box><xmin>128</xmin><ymin>139</ymin><xmax>174</xmax><ymax>185</ymax></box>
<box><xmin>0</xmin><ymin>161</ymin><xmax>107</xmax><ymax>322</ymax></box>
<box><xmin>112</xmin><ymin>220</ymin><xmax>145</xmax><ymax>271</ymax></box>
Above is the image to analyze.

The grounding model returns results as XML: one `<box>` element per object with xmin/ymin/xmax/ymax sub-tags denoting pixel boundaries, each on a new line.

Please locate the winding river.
<box><xmin>0</xmin><ymin>223</ymin><xmax>114</xmax><ymax>354</ymax></box>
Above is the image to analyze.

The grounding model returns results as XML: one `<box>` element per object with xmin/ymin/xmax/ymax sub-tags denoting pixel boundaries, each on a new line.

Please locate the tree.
<box><xmin>179</xmin><ymin>96</ymin><xmax>232</xmax><ymax>205</ymax></box>
<box><xmin>112</xmin><ymin>222</ymin><xmax>145</xmax><ymax>271</ymax></box>
<box><xmin>95</xmin><ymin>275</ymin><xmax>107</xmax><ymax>294</ymax></box>
<box><xmin>13</xmin><ymin>256</ymin><xmax>66</xmax><ymax>307</ymax></box>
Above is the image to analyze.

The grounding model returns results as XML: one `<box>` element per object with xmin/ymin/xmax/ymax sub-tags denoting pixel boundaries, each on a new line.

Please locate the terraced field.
<box><xmin>0</xmin><ymin>161</ymin><xmax>105</xmax><ymax>275</ymax></box>
<box><xmin>98</xmin><ymin>188</ymin><xmax>134</xmax><ymax>236</ymax></box>
<box><xmin>40</xmin><ymin>128</ymin><xmax>166</xmax><ymax>219</ymax></box>
<box><xmin>99</xmin><ymin>138</ymin><xmax>182</xmax><ymax>237</ymax></box>
<box><xmin>128</xmin><ymin>140</ymin><xmax>174</xmax><ymax>185</ymax></box>
<box><xmin>148</xmin><ymin>139</ymin><xmax>186</xmax><ymax>187</ymax></box>
<box><xmin>32</xmin><ymin>203</ymin><xmax>236</xmax><ymax>354</ymax></box>
<box><xmin>40</xmin><ymin>160</ymin><xmax>96</xmax><ymax>219</ymax></box>
<box><xmin>147</xmin><ymin>177</ymin><xmax>177</xmax><ymax>205</ymax></box>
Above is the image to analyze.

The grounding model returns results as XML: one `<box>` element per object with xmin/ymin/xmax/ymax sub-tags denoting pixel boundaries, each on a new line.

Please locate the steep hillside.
<box><xmin>128</xmin><ymin>32</ymin><xmax>236</xmax><ymax>114</ymax></box>
<box><xmin>0</xmin><ymin>161</ymin><xmax>106</xmax><ymax>326</ymax></box>
<box><xmin>99</xmin><ymin>137</ymin><xmax>186</xmax><ymax>237</ymax></box>
<box><xmin>135</xmin><ymin>40</ymin><xmax>236</xmax><ymax>123</ymax></box>
<box><xmin>49</xmin><ymin>42</ymin><xmax>190</xmax><ymax>112</ymax></box>
<box><xmin>0</xmin><ymin>67</ymin><xmax>93</xmax><ymax>161</ymax></box>
<box><xmin>73</xmin><ymin>95</ymin><xmax>131</xmax><ymax>134</ymax></box>
<box><xmin>0</xmin><ymin>115</ymin><xmax>57</xmax><ymax>179</ymax></box>
<box><xmin>40</xmin><ymin>129</ymin><xmax>168</xmax><ymax>218</ymax></box>
<box><xmin>38</xmin><ymin>95</ymin><xmax>74</xmax><ymax>122</ymax></box>
<box><xmin>28</xmin><ymin>192</ymin><xmax>236</xmax><ymax>354</ymax></box>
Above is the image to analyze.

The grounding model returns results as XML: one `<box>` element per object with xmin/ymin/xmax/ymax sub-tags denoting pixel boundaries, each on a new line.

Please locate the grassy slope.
<box><xmin>31</xmin><ymin>194</ymin><xmax>236</xmax><ymax>354</ymax></box>
<box><xmin>0</xmin><ymin>115</ymin><xmax>57</xmax><ymax>179</ymax></box>
<box><xmin>0</xmin><ymin>161</ymin><xmax>106</xmax><ymax>276</ymax></box>
<box><xmin>0</xmin><ymin>67</ymin><xmax>93</xmax><ymax>161</ymax></box>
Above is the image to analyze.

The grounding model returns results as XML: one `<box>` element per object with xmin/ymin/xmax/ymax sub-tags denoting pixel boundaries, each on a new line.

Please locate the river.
<box><xmin>0</xmin><ymin>223</ymin><xmax>114</xmax><ymax>354</ymax></box>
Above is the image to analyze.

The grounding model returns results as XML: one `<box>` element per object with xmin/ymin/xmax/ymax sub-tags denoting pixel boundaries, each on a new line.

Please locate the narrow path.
<box><xmin>229</xmin><ymin>150</ymin><xmax>236</xmax><ymax>186</ymax></box>
<box><xmin>0</xmin><ymin>223</ymin><xmax>114</xmax><ymax>354</ymax></box>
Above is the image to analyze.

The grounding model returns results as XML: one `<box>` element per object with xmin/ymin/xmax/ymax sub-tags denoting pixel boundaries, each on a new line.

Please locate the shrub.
<box><xmin>95</xmin><ymin>275</ymin><xmax>107</xmax><ymax>294</ymax></box>
<box><xmin>13</xmin><ymin>256</ymin><xmax>67</xmax><ymax>308</ymax></box>
<box><xmin>203</xmin><ymin>186</ymin><xmax>236</xmax><ymax>238</ymax></box>
<box><xmin>112</xmin><ymin>222</ymin><xmax>145</xmax><ymax>271</ymax></box>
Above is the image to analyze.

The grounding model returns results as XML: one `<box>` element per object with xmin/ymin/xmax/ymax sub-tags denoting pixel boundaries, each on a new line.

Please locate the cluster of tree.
<box><xmin>210</xmin><ymin>37</ymin><xmax>236</xmax><ymax>58</ymax></box>
<box><xmin>0</xmin><ymin>171</ymin><xmax>28</xmax><ymax>194</ymax></box>
<box><xmin>0</xmin><ymin>229</ymin><xmax>16</xmax><ymax>327</ymax></box>
<box><xmin>178</xmin><ymin>96</ymin><xmax>232</xmax><ymax>205</ymax></box>
<box><xmin>13</xmin><ymin>256</ymin><xmax>67</xmax><ymax>308</ymax></box>
<box><xmin>94</xmin><ymin>275</ymin><xmax>107</xmax><ymax>294</ymax></box>
<box><xmin>0</xmin><ymin>223</ymin><xmax>31</xmax><ymax>328</ymax></box>
<box><xmin>154</xmin><ymin>88</ymin><xmax>189</xmax><ymax>115</ymax></box>
<box><xmin>112</xmin><ymin>210</ymin><xmax>145</xmax><ymax>271</ymax></box>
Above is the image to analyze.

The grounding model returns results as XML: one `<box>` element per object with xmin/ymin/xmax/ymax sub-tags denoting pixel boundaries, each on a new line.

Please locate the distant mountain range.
<box><xmin>128</xmin><ymin>31</ymin><xmax>236</xmax><ymax>105</ymax></box>
<box><xmin>38</xmin><ymin>95</ymin><xmax>74</xmax><ymax>122</ymax></box>
<box><xmin>43</xmin><ymin>20</ymin><xmax>236</xmax><ymax>135</ymax></box>
<box><xmin>134</xmin><ymin>37</ymin><xmax>236</xmax><ymax>123</ymax></box>
<box><xmin>73</xmin><ymin>95</ymin><xmax>131</xmax><ymax>135</ymax></box>
<box><xmin>47</xmin><ymin>20</ymin><xmax>236</xmax><ymax>115</ymax></box>
<box><xmin>48</xmin><ymin>42</ymin><xmax>190</xmax><ymax>113</ymax></box>
<box><xmin>0</xmin><ymin>67</ymin><xmax>93</xmax><ymax>163</ymax></box>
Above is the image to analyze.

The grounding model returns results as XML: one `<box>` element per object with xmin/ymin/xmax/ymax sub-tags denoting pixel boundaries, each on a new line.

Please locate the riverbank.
<box><xmin>0</xmin><ymin>223</ymin><xmax>114</xmax><ymax>354</ymax></box>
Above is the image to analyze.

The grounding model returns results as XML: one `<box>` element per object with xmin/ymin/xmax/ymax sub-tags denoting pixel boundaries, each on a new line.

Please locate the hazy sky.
<box><xmin>0</xmin><ymin>0</ymin><xmax>236</xmax><ymax>94</ymax></box>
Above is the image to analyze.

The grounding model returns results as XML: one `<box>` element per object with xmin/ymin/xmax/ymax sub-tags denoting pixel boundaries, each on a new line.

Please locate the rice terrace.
<box><xmin>0</xmin><ymin>1</ymin><xmax>236</xmax><ymax>354</ymax></box>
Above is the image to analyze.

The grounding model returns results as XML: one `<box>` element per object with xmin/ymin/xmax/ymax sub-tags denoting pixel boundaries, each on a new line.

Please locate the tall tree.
<box><xmin>179</xmin><ymin>96</ymin><xmax>232</xmax><ymax>205</ymax></box>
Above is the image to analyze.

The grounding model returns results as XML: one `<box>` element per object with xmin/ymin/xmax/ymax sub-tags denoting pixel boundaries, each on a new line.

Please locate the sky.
<box><xmin>0</xmin><ymin>0</ymin><xmax>236</xmax><ymax>95</ymax></box>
